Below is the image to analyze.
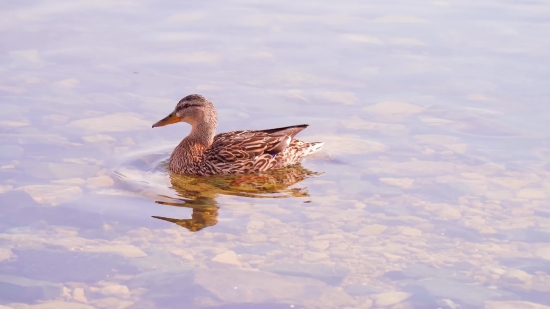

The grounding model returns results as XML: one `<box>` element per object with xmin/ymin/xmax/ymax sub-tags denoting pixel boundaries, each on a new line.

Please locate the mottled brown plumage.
<box><xmin>152</xmin><ymin>94</ymin><xmax>323</xmax><ymax>176</ymax></box>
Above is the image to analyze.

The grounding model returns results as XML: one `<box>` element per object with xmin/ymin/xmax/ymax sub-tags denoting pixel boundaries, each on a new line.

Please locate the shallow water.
<box><xmin>1</xmin><ymin>0</ymin><xmax>550</xmax><ymax>308</ymax></box>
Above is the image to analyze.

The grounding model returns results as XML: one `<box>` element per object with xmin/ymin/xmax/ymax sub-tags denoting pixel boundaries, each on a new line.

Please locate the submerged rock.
<box><xmin>17</xmin><ymin>185</ymin><xmax>82</xmax><ymax>206</ymax></box>
<box><xmin>90</xmin><ymin>297</ymin><xmax>133</xmax><ymax>309</ymax></box>
<box><xmin>126</xmin><ymin>267</ymin><xmax>336</xmax><ymax>307</ymax></box>
<box><xmin>86</xmin><ymin>176</ymin><xmax>115</xmax><ymax>188</ymax></box>
<box><xmin>343</xmin><ymin>283</ymin><xmax>383</xmax><ymax>296</ymax></box>
<box><xmin>98</xmin><ymin>284</ymin><xmax>130</xmax><ymax>297</ymax></box>
<box><xmin>3</xmin><ymin>205</ymin><xmax>104</xmax><ymax>229</ymax></box>
<box><xmin>372</xmin><ymin>292</ymin><xmax>412</xmax><ymax>307</ymax></box>
<box><xmin>67</xmin><ymin>113</ymin><xmax>151</xmax><ymax>132</ymax></box>
<box><xmin>194</xmin><ymin>268</ymin><xmax>327</xmax><ymax>304</ymax></box>
<box><xmin>0</xmin><ymin>190</ymin><xmax>38</xmax><ymax>209</ymax></box>
<box><xmin>0</xmin><ymin>274</ymin><xmax>63</xmax><ymax>302</ymax></box>
<box><xmin>126</xmin><ymin>268</ymin><xmax>194</xmax><ymax>301</ymax></box>
<box><xmin>211</xmin><ymin>250</ymin><xmax>241</xmax><ymax>267</ymax></box>
<box><xmin>536</xmin><ymin>248</ymin><xmax>550</xmax><ymax>260</ymax></box>
<box><xmin>357</xmin><ymin>224</ymin><xmax>387</xmax><ymax>235</ymax></box>
<box><xmin>385</xmin><ymin>264</ymin><xmax>471</xmax><ymax>282</ymax></box>
<box><xmin>85</xmin><ymin>244</ymin><xmax>147</xmax><ymax>258</ymax></box>
<box><xmin>19</xmin><ymin>300</ymin><xmax>95</xmax><ymax>309</ymax></box>
<box><xmin>0</xmin><ymin>248</ymin><xmax>13</xmax><ymax>262</ymax></box>
<box><xmin>128</xmin><ymin>249</ymin><xmax>186</xmax><ymax>273</ymax></box>
<box><xmin>503</xmin><ymin>269</ymin><xmax>533</xmax><ymax>283</ymax></box>
<box><xmin>82</xmin><ymin>134</ymin><xmax>116</xmax><ymax>143</ymax></box>
<box><xmin>24</xmin><ymin>163</ymin><xmax>99</xmax><ymax>180</ymax></box>
<box><xmin>260</xmin><ymin>262</ymin><xmax>349</xmax><ymax>284</ymax></box>
<box><xmin>485</xmin><ymin>301</ymin><xmax>550</xmax><ymax>309</ymax></box>
<box><xmin>233</xmin><ymin>244</ymin><xmax>279</xmax><ymax>255</ymax></box>
<box><xmin>72</xmin><ymin>287</ymin><xmax>87</xmax><ymax>303</ymax></box>
<box><xmin>3</xmin><ymin>249</ymin><xmax>137</xmax><ymax>283</ymax></box>
<box><xmin>406</xmin><ymin>278</ymin><xmax>518</xmax><ymax>306</ymax></box>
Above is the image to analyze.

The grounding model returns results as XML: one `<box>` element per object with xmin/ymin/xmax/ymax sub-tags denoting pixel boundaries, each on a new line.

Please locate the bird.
<box><xmin>151</xmin><ymin>94</ymin><xmax>324</xmax><ymax>176</ymax></box>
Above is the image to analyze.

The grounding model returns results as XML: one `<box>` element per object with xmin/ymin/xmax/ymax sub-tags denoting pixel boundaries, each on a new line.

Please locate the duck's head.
<box><xmin>152</xmin><ymin>94</ymin><xmax>218</xmax><ymax>128</ymax></box>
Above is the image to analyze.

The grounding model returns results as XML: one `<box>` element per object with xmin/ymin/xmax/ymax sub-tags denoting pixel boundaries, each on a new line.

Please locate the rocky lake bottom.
<box><xmin>1</xmin><ymin>0</ymin><xmax>550</xmax><ymax>308</ymax></box>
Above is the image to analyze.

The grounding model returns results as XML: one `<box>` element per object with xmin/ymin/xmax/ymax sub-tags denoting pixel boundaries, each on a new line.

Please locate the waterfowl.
<box><xmin>152</xmin><ymin>94</ymin><xmax>324</xmax><ymax>176</ymax></box>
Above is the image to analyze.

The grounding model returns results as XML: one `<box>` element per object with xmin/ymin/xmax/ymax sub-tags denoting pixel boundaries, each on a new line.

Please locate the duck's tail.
<box><xmin>304</xmin><ymin>141</ymin><xmax>324</xmax><ymax>156</ymax></box>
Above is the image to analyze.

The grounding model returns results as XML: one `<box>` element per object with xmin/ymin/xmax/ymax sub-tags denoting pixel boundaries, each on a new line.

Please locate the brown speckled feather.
<box><xmin>192</xmin><ymin>125</ymin><xmax>321</xmax><ymax>176</ymax></box>
<box><xmin>205</xmin><ymin>125</ymin><xmax>307</xmax><ymax>163</ymax></box>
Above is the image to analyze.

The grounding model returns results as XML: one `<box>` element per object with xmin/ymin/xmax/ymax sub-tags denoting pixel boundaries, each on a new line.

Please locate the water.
<box><xmin>1</xmin><ymin>0</ymin><xmax>549</xmax><ymax>308</ymax></box>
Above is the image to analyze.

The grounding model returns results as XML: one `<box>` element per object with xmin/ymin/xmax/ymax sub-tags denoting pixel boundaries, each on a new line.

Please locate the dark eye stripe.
<box><xmin>176</xmin><ymin>103</ymin><xmax>201</xmax><ymax>112</ymax></box>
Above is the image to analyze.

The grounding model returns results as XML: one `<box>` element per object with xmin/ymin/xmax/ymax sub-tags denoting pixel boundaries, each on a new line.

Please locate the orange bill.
<box><xmin>152</xmin><ymin>113</ymin><xmax>180</xmax><ymax>128</ymax></box>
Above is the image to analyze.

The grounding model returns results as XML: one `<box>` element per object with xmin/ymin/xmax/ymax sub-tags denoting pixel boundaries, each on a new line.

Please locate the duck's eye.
<box><xmin>177</xmin><ymin>103</ymin><xmax>189</xmax><ymax>110</ymax></box>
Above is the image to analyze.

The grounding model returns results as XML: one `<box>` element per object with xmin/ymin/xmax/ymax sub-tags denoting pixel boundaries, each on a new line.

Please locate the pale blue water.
<box><xmin>1</xmin><ymin>1</ymin><xmax>549</xmax><ymax>308</ymax></box>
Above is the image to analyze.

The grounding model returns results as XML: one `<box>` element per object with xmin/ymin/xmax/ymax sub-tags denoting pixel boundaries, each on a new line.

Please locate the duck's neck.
<box><xmin>170</xmin><ymin>120</ymin><xmax>217</xmax><ymax>169</ymax></box>
<box><xmin>187</xmin><ymin>120</ymin><xmax>217</xmax><ymax>146</ymax></box>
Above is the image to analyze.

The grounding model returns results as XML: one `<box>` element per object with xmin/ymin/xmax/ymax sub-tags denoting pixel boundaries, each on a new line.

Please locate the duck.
<box><xmin>152</xmin><ymin>94</ymin><xmax>324</xmax><ymax>176</ymax></box>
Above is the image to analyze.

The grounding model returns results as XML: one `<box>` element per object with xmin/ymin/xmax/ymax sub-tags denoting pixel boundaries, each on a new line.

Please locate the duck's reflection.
<box><xmin>152</xmin><ymin>165</ymin><xmax>321</xmax><ymax>232</ymax></box>
<box><xmin>153</xmin><ymin>197</ymin><xmax>219</xmax><ymax>232</ymax></box>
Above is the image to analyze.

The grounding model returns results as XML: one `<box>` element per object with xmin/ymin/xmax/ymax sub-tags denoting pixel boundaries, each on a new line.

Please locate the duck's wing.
<box><xmin>259</xmin><ymin>124</ymin><xmax>309</xmax><ymax>138</ymax></box>
<box><xmin>204</xmin><ymin>124</ymin><xmax>309</xmax><ymax>163</ymax></box>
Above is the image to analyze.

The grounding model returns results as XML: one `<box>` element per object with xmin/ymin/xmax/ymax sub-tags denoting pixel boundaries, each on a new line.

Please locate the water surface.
<box><xmin>1</xmin><ymin>0</ymin><xmax>550</xmax><ymax>308</ymax></box>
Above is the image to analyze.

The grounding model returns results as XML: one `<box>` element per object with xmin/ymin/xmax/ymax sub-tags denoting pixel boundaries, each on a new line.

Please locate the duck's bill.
<box><xmin>152</xmin><ymin>113</ymin><xmax>180</xmax><ymax>128</ymax></box>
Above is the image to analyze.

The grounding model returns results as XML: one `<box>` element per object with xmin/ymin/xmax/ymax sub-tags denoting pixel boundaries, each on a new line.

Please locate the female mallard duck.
<box><xmin>152</xmin><ymin>94</ymin><xmax>324</xmax><ymax>176</ymax></box>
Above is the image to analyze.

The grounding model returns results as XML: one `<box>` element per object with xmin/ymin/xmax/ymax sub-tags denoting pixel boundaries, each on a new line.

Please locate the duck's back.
<box><xmin>200</xmin><ymin>124</ymin><xmax>323</xmax><ymax>175</ymax></box>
